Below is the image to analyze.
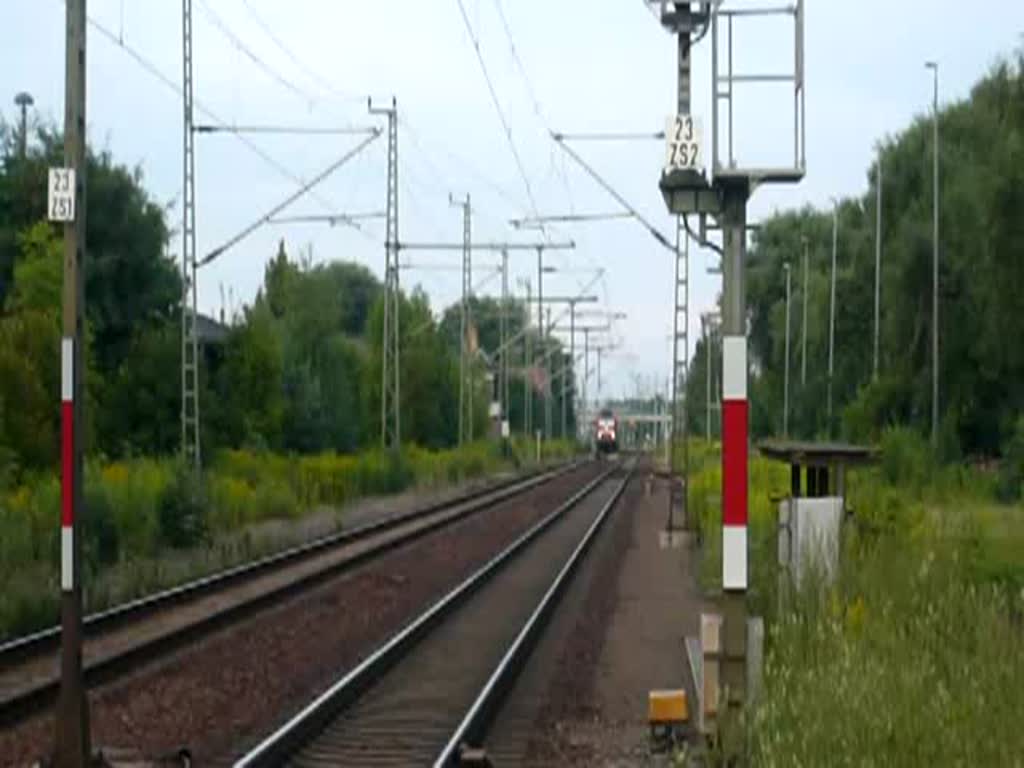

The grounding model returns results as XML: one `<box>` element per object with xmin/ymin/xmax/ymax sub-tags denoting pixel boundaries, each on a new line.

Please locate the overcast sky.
<box><xmin>4</xmin><ymin>1</ymin><xmax>1023</xmax><ymax>402</ymax></box>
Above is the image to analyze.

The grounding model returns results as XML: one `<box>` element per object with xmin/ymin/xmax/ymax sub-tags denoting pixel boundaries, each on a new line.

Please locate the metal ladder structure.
<box><xmin>669</xmin><ymin>216</ymin><xmax>689</xmax><ymax>529</ymax></box>
<box><xmin>370</xmin><ymin>100</ymin><xmax>401</xmax><ymax>451</ymax></box>
<box><xmin>455</xmin><ymin>195</ymin><xmax>473</xmax><ymax>445</ymax></box>
<box><xmin>181</xmin><ymin>0</ymin><xmax>201</xmax><ymax>469</ymax></box>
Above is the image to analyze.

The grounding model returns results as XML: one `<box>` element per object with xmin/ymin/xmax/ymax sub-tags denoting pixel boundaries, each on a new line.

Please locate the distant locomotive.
<box><xmin>594</xmin><ymin>408</ymin><xmax>619</xmax><ymax>454</ymax></box>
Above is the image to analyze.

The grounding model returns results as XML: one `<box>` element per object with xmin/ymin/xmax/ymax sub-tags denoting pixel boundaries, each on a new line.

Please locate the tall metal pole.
<box><xmin>670</xmin><ymin>223</ymin><xmax>681</xmax><ymax>503</ymax></box>
<box><xmin>704</xmin><ymin>315</ymin><xmax>712</xmax><ymax>441</ymax></box>
<box><xmin>453</xmin><ymin>194</ymin><xmax>472</xmax><ymax>445</ymax></box>
<box><xmin>56</xmin><ymin>1</ymin><xmax>91</xmax><ymax>763</ymax></box>
<box><xmin>670</xmin><ymin>216</ymin><xmax>690</xmax><ymax>529</ymax></box>
<box><xmin>569</xmin><ymin>299</ymin><xmax>576</xmax><ymax>440</ymax></box>
<box><xmin>801</xmin><ymin>235</ymin><xmax>808</xmax><ymax>388</ymax></box>
<box><xmin>669</xmin><ymin>2</ymin><xmax>694</xmax><ymax>532</ymax></box>
<box><xmin>547</xmin><ymin>308</ymin><xmax>553</xmax><ymax>436</ymax></box>
<box><xmin>720</xmin><ymin>180</ymin><xmax>750</xmax><ymax>712</ymax></box>
<box><xmin>927</xmin><ymin>61</ymin><xmax>940</xmax><ymax>448</ymax></box>
<box><xmin>582</xmin><ymin>327</ymin><xmax>590</xmax><ymax>442</ymax></box>
<box><xmin>370</xmin><ymin>99</ymin><xmax>400</xmax><ymax>450</ymax></box>
<box><xmin>560</xmin><ymin>353</ymin><xmax>567</xmax><ymax>439</ymax></box>
<box><xmin>15</xmin><ymin>92</ymin><xmax>33</xmax><ymax>159</ymax></box>
<box><xmin>536</xmin><ymin>248</ymin><xmax>552</xmax><ymax>440</ymax></box>
<box><xmin>874</xmin><ymin>149</ymin><xmax>883</xmax><ymax>382</ymax></box>
<box><xmin>500</xmin><ymin>249</ymin><xmax>509</xmax><ymax>435</ymax></box>
<box><xmin>521</xmin><ymin>279</ymin><xmax>532</xmax><ymax>438</ymax></box>
<box><xmin>181</xmin><ymin>0</ymin><xmax>201</xmax><ymax>470</ymax></box>
<box><xmin>827</xmin><ymin>201</ymin><xmax>838</xmax><ymax>436</ymax></box>
<box><xmin>784</xmin><ymin>261</ymin><xmax>791</xmax><ymax>438</ymax></box>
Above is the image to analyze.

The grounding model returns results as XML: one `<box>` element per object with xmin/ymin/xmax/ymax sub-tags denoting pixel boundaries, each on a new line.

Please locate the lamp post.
<box><xmin>14</xmin><ymin>91</ymin><xmax>33</xmax><ymax>159</ymax></box>
<box><xmin>827</xmin><ymin>198</ymin><xmax>838</xmax><ymax>436</ymax></box>
<box><xmin>783</xmin><ymin>261</ymin><xmax>792</xmax><ymax>438</ymax></box>
<box><xmin>801</xmin><ymin>235</ymin><xmax>809</xmax><ymax>389</ymax></box>
<box><xmin>517</xmin><ymin>277</ymin><xmax>532</xmax><ymax>438</ymax></box>
<box><xmin>874</xmin><ymin>144</ymin><xmax>883</xmax><ymax>382</ymax></box>
<box><xmin>926</xmin><ymin>60</ymin><xmax>940</xmax><ymax>448</ymax></box>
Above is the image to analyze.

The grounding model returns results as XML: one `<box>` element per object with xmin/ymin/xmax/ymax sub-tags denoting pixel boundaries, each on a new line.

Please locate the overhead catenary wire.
<box><xmin>268</xmin><ymin>212</ymin><xmax>385</xmax><ymax>225</ymax></box>
<box><xmin>491</xmin><ymin>0</ymin><xmax>547</xmax><ymax>126</ymax></box>
<box><xmin>454</xmin><ymin>0</ymin><xmax>546</xmax><ymax>236</ymax></box>
<box><xmin>552</xmin><ymin>135</ymin><xmax>675</xmax><ymax>252</ymax></box>
<box><xmin>399</xmin><ymin>116</ymin><xmax>531</xmax><ymax>223</ymax></box>
<box><xmin>240</xmin><ymin>0</ymin><xmax>363</xmax><ymax>103</ymax></box>
<box><xmin>490</xmin><ymin>0</ymin><xmax>584</xmax><ymax>250</ymax></box>
<box><xmin>553</xmin><ymin>131</ymin><xmax>665</xmax><ymax>141</ymax></box>
<box><xmin>683</xmin><ymin>214</ymin><xmax>725</xmax><ymax>256</ymax></box>
<box><xmin>491</xmin><ymin>269</ymin><xmax>606</xmax><ymax>360</ymax></box>
<box><xmin>195</xmin><ymin>124</ymin><xmax>378</xmax><ymax>136</ymax></box>
<box><xmin>486</xmin><ymin>0</ymin><xmax>611</xmax><ymax>309</ymax></box>
<box><xmin>511</xmin><ymin>212</ymin><xmax>634</xmax><ymax>228</ymax></box>
<box><xmin>79</xmin><ymin>8</ymin><xmax>343</xmax><ymax>216</ymax></box>
<box><xmin>266</xmin><ymin>211</ymin><xmax>385</xmax><ymax>237</ymax></box>
<box><xmin>196</xmin><ymin>0</ymin><xmax>316</xmax><ymax>106</ymax></box>
<box><xmin>200</xmin><ymin>130</ymin><xmax>381</xmax><ymax>267</ymax></box>
<box><xmin>404</xmin><ymin>265</ymin><xmax>504</xmax><ymax>340</ymax></box>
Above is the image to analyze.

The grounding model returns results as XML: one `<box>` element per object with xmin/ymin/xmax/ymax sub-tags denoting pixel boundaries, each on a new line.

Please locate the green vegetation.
<box><xmin>686</xmin><ymin>52</ymin><xmax>1024</xmax><ymax>466</ymax></box>
<box><xmin>0</xmin><ymin>439</ymin><xmax>577</xmax><ymax>641</ymax></box>
<box><xmin>680</xmin><ymin>53</ymin><xmax>1024</xmax><ymax>763</ymax></box>
<box><xmin>0</xmin><ymin>116</ymin><xmax>582</xmax><ymax>640</ymax></box>
<box><xmin>0</xmin><ymin>117</ymin><xmax>579</xmax><ymax>469</ymax></box>
<box><xmin>683</xmin><ymin>429</ymin><xmax>1024</xmax><ymax>764</ymax></box>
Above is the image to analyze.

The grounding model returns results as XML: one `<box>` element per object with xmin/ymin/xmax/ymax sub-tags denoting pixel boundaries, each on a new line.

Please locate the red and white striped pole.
<box><xmin>61</xmin><ymin>337</ymin><xmax>75</xmax><ymax>593</ymax></box>
<box><xmin>719</xmin><ymin>183</ymin><xmax>749</xmax><ymax>708</ymax></box>
<box><xmin>55</xmin><ymin>0</ymin><xmax>91</xmax><ymax>762</ymax></box>
<box><xmin>721</xmin><ymin>336</ymin><xmax>747</xmax><ymax>591</ymax></box>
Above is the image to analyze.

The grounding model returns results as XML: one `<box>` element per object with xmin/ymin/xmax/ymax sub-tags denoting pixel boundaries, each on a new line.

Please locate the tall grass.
<box><xmin>0</xmin><ymin>440</ymin><xmax>575</xmax><ymax>640</ymax></box>
<box><xmin>683</xmin><ymin>430</ymin><xmax>1024</xmax><ymax>763</ymax></box>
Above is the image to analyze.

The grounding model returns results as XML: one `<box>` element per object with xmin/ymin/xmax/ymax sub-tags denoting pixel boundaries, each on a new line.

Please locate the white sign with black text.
<box><xmin>48</xmin><ymin>167</ymin><xmax>76</xmax><ymax>223</ymax></box>
<box><xmin>664</xmin><ymin>115</ymin><xmax>704</xmax><ymax>173</ymax></box>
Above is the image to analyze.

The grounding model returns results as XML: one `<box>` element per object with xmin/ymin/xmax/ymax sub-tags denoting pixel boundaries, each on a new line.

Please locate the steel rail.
<box><xmin>0</xmin><ymin>461</ymin><xmax>585</xmax><ymax>726</ymax></box>
<box><xmin>234</xmin><ymin>465</ymin><xmax>618</xmax><ymax>767</ymax></box>
<box><xmin>435</xmin><ymin>461</ymin><xmax>634</xmax><ymax>765</ymax></box>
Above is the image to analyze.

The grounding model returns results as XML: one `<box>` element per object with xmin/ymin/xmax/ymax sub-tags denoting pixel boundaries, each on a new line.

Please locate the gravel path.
<box><xmin>516</xmin><ymin>467</ymin><xmax>707</xmax><ymax>766</ymax></box>
<box><xmin>483</xmin><ymin>462</ymin><xmax>641</xmax><ymax>767</ymax></box>
<box><xmin>0</xmin><ymin>463</ymin><xmax>599</xmax><ymax>766</ymax></box>
<box><xmin>285</xmin><ymin>473</ymin><xmax>623</xmax><ymax>767</ymax></box>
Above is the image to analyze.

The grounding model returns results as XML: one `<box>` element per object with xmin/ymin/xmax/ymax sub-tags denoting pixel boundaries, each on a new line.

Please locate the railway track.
<box><xmin>0</xmin><ymin>461</ymin><xmax>591</xmax><ymax>729</ymax></box>
<box><xmin>233</xmin><ymin>460</ymin><xmax>635</xmax><ymax>767</ymax></box>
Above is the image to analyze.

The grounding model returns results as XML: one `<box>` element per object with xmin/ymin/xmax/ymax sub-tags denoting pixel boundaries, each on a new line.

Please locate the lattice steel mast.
<box><xmin>670</xmin><ymin>217</ymin><xmax>689</xmax><ymax>529</ymax></box>
<box><xmin>370</xmin><ymin>99</ymin><xmax>400</xmax><ymax>450</ymax></box>
<box><xmin>451</xmin><ymin>194</ymin><xmax>473</xmax><ymax>445</ymax></box>
<box><xmin>181</xmin><ymin>0</ymin><xmax>200</xmax><ymax>469</ymax></box>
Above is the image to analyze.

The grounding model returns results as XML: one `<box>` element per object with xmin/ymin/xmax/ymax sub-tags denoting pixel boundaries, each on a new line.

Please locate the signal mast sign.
<box><xmin>48</xmin><ymin>168</ymin><xmax>76</xmax><ymax>222</ymax></box>
<box><xmin>665</xmin><ymin>115</ymin><xmax>704</xmax><ymax>172</ymax></box>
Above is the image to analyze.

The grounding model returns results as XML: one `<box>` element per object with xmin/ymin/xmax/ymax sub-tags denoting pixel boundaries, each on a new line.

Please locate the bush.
<box><xmin>158</xmin><ymin>465</ymin><xmax>208</xmax><ymax>549</ymax></box>
<box><xmin>0</xmin><ymin>567</ymin><xmax>59</xmax><ymax>641</ymax></box>
<box><xmin>879</xmin><ymin>426</ymin><xmax>933</xmax><ymax>489</ymax></box>
<box><xmin>94</xmin><ymin>459</ymin><xmax>171</xmax><ymax>557</ymax></box>
<box><xmin>0</xmin><ymin>441</ymin><xmax>551</xmax><ymax>639</ymax></box>
<box><xmin>84</xmin><ymin>483</ymin><xmax>120</xmax><ymax>568</ymax></box>
<box><xmin>996</xmin><ymin>415</ymin><xmax>1024</xmax><ymax>502</ymax></box>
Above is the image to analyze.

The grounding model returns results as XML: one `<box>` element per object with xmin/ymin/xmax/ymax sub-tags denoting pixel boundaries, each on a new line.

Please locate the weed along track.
<box><xmin>233</xmin><ymin>461</ymin><xmax>634</xmax><ymax>767</ymax></box>
<box><xmin>0</xmin><ymin>462</ymin><xmax>604</xmax><ymax>762</ymax></box>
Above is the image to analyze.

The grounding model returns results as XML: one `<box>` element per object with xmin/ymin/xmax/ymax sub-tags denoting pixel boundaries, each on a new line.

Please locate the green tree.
<box><xmin>213</xmin><ymin>302</ymin><xmax>285</xmax><ymax>449</ymax></box>
<box><xmin>0</xmin><ymin>310</ymin><xmax>60</xmax><ymax>467</ymax></box>
<box><xmin>101</xmin><ymin>321</ymin><xmax>182</xmax><ymax>456</ymax></box>
<box><xmin>742</xmin><ymin>51</ymin><xmax>1024</xmax><ymax>458</ymax></box>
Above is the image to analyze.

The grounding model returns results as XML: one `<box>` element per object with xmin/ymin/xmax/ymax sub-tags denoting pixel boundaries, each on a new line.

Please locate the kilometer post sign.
<box><xmin>665</xmin><ymin>115</ymin><xmax>704</xmax><ymax>173</ymax></box>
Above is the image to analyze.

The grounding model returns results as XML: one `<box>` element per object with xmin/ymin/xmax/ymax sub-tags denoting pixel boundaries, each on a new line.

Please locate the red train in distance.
<box><xmin>594</xmin><ymin>408</ymin><xmax>619</xmax><ymax>454</ymax></box>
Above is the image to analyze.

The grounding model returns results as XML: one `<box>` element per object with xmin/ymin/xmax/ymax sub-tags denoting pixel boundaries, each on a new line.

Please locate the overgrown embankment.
<box><xmin>0</xmin><ymin>439</ymin><xmax>577</xmax><ymax>641</ymax></box>
<box><xmin>683</xmin><ymin>430</ymin><xmax>1024</xmax><ymax>764</ymax></box>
